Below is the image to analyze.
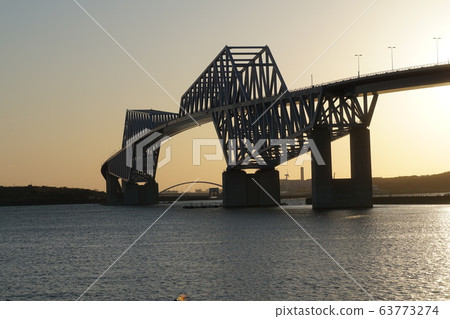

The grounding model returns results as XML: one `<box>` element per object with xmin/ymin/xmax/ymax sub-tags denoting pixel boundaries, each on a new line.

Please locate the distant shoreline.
<box><xmin>373</xmin><ymin>194</ymin><xmax>450</xmax><ymax>205</ymax></box>
<box><xmin>2</xmin><ymin>194</ymin><xmax>450</xmax><ymax>207</ymax></box>
<box><xmin>300</xmin><ymin>194</ymin><xmax>450</xmax><ymax>206</ymax></box>
<box><xmin>0</xmin><ymin>186</ymin><xmax>106</xmax><ymax>207</ymax></box>
<box><xmin>1</xmin><ymin>177</ymin><xmax>450</xmax><ymax>207</ymax></box>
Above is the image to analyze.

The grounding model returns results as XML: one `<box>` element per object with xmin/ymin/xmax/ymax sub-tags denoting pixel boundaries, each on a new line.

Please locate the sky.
<box><xmin>0</xmin><ymin>0</ymin><xmax>449</xmax><ymax>191</ymax></box>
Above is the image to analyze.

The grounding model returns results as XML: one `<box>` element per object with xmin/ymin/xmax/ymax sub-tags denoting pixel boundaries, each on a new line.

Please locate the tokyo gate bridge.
<box><xmin>101</xmin><ymin>46</ymin><xmax>450</xmax><ymax>208</ymax></box>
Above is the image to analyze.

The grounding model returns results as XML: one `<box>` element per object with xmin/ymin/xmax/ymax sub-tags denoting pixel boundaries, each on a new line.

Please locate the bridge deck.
<box><xmin>161</xmin><ymin>63</ymin><xmax>450</xmax><ymax>134</ymax></box>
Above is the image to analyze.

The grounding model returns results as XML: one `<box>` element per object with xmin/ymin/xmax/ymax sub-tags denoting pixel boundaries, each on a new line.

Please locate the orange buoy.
<box><xmin>176</xmin><ymin>294</ymin><xmax>188</xmax><ymax>301</ymax></box>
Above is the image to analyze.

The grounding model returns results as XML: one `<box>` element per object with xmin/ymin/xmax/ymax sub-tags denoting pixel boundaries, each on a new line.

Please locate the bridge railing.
<box><xmin>292</xmin><ymin>61</ymin><xmax>450</xmax><ymax>93</ymax></box>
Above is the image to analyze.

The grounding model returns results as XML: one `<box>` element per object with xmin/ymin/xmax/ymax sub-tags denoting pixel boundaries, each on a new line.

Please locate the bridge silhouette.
<box><xmin>101</xmin><ymin>45</ymin><xmax>450</xmax><ymax>208</ymax></box>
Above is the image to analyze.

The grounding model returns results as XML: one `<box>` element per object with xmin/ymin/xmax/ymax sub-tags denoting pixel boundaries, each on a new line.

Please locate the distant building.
<box><xmin>163</xmin><ymin>190</ymin><xmax>178</xmax><ymax>194</ymax></box>
<box><xmin>209</xmin><ymin>188</ymin><xmax>220</xmax><ymax>199</ymax></box>
<box><xmin>280</xmin><ymin>179</ymin><xmax>312</xmax><ymax>197</ymax></box>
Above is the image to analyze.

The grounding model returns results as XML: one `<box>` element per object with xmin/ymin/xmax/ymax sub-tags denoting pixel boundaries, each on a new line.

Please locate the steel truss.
<box><xmin>104</xmin><ymin>110</ymin><xmax>177</xmax><ymax>183</ymax></box>
<box><xmin>102</xmin><ymin>46</ymin><xmax>381</xmax><ymax>181</ymax></box>
<box><xmin>212</xmin><ymin>89</ymin><xmax>378</xmax><ymax>169</ymax></box>
<box><xmin>180</xmin><ymin>46</ymin><xmax>287</xmax><ymax>115</ymax></box>
<box><xmin>102</xmin><ymin>45</ymin><xmax>450</xmax><ymax>197</ymax></box>
<box><xmin>122</xmin><ymin>109</ymin><xmax>178</xmax><ymax>147</ymax></box>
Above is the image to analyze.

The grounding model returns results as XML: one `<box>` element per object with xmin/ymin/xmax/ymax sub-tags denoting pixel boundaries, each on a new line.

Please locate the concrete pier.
<box><xmin>311</xmin><ymin>126</ymin><xmax>373</xmax><ymax>209</ymax></box>
<box><xmin>123</xmin><ymin>181</ymin><xmax>159</xmax><ymax>205</ymax></box>
<box><xmin>106</xmin><ymin>173</ymin><xmax>122</xmax><ymax>205</ymax></box>
<box><xmin>123</xmin><ymin>182</ymin><xmax>139</xmax><ymax>205</ymax></box>
<box><xmin>256</xmin><ymin>168</ymin><xmax>281</xmax><ymax>206</ymax></box>
<box><xmin>311</xmin><ymin>127</ymin><xmax>333</xmax><ymax>208</ymax></box>
<box><xmin>222</xmin><ymin>168</ymin><xmax>280</xmax><ymax>207</ymax></box>
<box><xmin>139</xmin><ymin>181</ymin><xmax>159</xmax><ymax>204</ymax></box>
<box><xmin>350</xmin><ymin>126</ymin><xmax>373</xmax><ymax>207</ymax></box>
<box><xmin>222</xmin><ymin>170</ymin><xmax>248</xmax><ymax>207</ymax></box>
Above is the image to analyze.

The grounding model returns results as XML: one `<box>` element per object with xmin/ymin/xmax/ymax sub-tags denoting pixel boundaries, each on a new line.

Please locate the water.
<box><xmin>0</xmin><ymin>202</ymin><xmax>449</xmax><ymax>301</ymax></box>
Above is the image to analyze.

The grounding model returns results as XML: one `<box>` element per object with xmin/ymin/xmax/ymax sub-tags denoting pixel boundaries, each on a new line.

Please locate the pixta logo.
<box><xmin>125</xmin><ymin>130</ymin><xmax>171</xmax><ymax>176</ymax></box>
<box><xmin>125</xmin><ymin>134</ymin><xmax>324</xmax><ymax>175</ymax></box>
<box><xmin>192</xmin><ymin>138</ymin><xmax>325</xmax><ymax>166</ymax></box>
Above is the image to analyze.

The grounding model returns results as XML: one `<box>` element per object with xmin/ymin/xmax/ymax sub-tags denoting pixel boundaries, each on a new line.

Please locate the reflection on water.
<box><xmin>0</xmin><ymin>202</ymin><xmax>448</xmax><ymax>300</ymax></box>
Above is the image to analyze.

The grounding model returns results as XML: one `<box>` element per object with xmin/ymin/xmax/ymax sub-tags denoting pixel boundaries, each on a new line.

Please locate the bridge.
<box><xmin>160</xmin><ymin>181</ymin><xmax>222</xmax><ymax>194</ymax></box>
<box><xmin>101</xmin><ymin>45</ymin><xmax>450</xmax><ymax>208</ymax></box>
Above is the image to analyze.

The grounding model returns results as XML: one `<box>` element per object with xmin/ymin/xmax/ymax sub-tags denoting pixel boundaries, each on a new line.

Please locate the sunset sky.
<box><xmin>1</xmin><ymin>0</ymin><xmax>449</xmax><ymax>191</ymax></box>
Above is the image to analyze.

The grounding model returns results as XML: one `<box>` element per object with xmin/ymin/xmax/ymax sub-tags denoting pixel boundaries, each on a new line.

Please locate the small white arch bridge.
<box><xmin>160</xmin><ymin>181</ymin><xmax>222</xmax><ymax>194</ymax></box>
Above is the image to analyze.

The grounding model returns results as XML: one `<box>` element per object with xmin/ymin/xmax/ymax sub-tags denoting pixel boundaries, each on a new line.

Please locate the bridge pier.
<box><xmin>222</xmin><ymin>168</ymin><xmax>280</xmax><ymax>207</ymax></box>
<box><xmin>311</xmin><ymin>127</ymin><xmax>333</xmax><ymax>208</ymax></box>
<box><xmin>350</xmin><ymin>126</ymin><xmax>373</xmax><ymax>207</ymax></box>
<box><xmin>106</xmin><ymin>173</ymin><xmax>122</xmax><ymax>205</ymax></box>
<box><xmin>311</xmin><ymin>126</ymin><xmax>373</xmax><ymax>209</ymax></box>
<box><xmin>122</xmin><ymin>181</ymin><xmax>159</xmax><ymax>205</ymax></box>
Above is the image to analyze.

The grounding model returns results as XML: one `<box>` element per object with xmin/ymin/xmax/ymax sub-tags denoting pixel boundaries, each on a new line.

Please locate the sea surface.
<box><xmin>0</xmin><ymin>202</ymin><xmax>449</xmax><ymax>301</ymax></box>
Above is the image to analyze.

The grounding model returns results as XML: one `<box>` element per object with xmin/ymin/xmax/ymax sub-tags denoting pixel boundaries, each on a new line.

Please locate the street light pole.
<box><xmin>388</xmin><ymin>46</ymin><xmax>396</xmax><ymax>70</ymax></box>
<box><xmin>433</xmin><ymin>37</ymin><xmax>441</xmax><ymax>64</ymax></box>
<box><xmin>355</xmin><ymin>54</ymin><xmax>362</xmax><ymax>77</ymax></box>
